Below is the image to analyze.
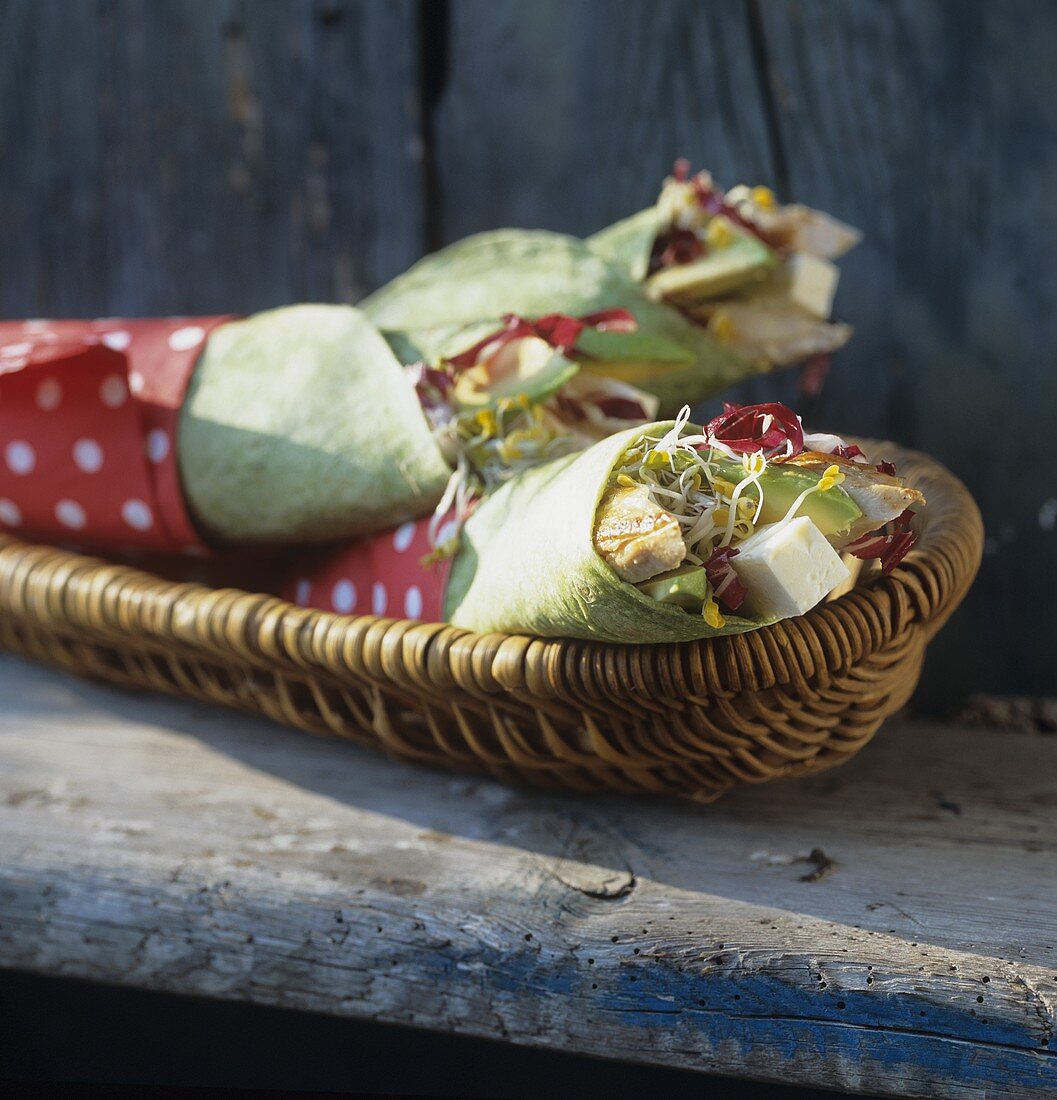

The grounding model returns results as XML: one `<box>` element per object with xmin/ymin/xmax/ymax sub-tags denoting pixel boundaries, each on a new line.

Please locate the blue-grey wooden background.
<box><xmin>1</xmin><ymin>0</ymin><xmax>1055</xmax><ymax>705</ymax></box>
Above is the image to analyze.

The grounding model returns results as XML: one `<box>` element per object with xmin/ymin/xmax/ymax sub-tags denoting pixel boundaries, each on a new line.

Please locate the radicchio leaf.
<box><xmin>705</xmin><ymin>546</ymin><xmax>747</xmax><ymax>611</ymax></box>
<box><xmin>648</xmin><ymin>227</ymin><xmax>706</xmax><ymax>274</ymax></box>
<box><xmin>446</xmin><ymin>310</ymin><xmax>639</xmax><ymax>372</ymax></box>
<box><xmin>577</xmin><ymin>308</ymin><xmax>637</xmax><ymax>333</ymax></box>
<box><xmin>406</xmin><ymin>361</ymin><xmax>454</xmax><ymax>409</ymax></box>
<box><xmin>876</xmin><ymin>459</ymin><xmax>897</xmax><ymax>476</ymax></box>
<box><xmin>847</xmin><ymin>508</ymin><xmax>917</xmax><ymax>575</ymax></box>
<box><xmin>532</xmin><ymin>313</ymin><xmax>585</xmax><ymax>351</ymax></box>
<box><xmin>703</xmin><ymin>401</ymin><xmax>805</xmax><ymax>456</ymax></box>
<box><xmin>446</xmin><ymin>315</ymin><xmax>535</xmax><ymax>370</ymax></box>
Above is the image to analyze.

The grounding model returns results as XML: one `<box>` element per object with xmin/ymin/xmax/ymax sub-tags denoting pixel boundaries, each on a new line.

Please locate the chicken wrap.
<box><xmin>288</xmin><ymin>403</ymin><xmax>924</xmax><ymax>643</ymax></box>
<box><xmin>588</xmin><ymin>161</ymin><xmax>861</xmax><ymax>371</ymax></box>
<box><xmin>359</xmin><ymin>229</ymin><xmax>752</xmax><ymax>413</ymax></box>
<box><xmin>178</xmin><ymin>304</ymin><xmax>667</xmax><ymax>546</ymax></box>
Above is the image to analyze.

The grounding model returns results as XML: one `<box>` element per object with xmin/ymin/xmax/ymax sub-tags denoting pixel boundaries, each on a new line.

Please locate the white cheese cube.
<box><xmin>731</xmin><ymin>517</ymin><xmax>850</xmax><ymax>620</ymax></box>
<box><xmin>786</xmin><ymin>253</ymin><xmax>840</xmax><ymax>319</ymax></box>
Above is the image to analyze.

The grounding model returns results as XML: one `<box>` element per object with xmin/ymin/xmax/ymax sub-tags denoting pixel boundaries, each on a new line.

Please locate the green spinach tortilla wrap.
<box><xmin>359</xmin><ymin>229</ymin><xmax>752</xmax><ymax>414</ymax></box>
<box><xmin>589</xmin><ymin>161</ymin><xmax>861</xmax><ymax>371</ymax></box>
<box><xmin>290</xmin><ymin>403</ymin><xmax>924</xmax><ymax>643</ymax></box>
<box><xmin>179</xmin><ymin>304</ymin><xmax>451</xmax><ymax>544</ymax></box>
<box><xmin>178</xmin><ymin>303</ymin><xmax>658</xmax><ymax>545</ymax></box>
<box><xmin>361</xmin><ymin>165</ymin><xmax>860</xmax><ymax>415</ymax></box>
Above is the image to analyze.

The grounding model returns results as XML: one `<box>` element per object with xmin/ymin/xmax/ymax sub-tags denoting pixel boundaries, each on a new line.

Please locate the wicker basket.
<box><xmin>0</xmin><ymin>440</ymin><xmax>981</xmax><ymax>802</ymax></box>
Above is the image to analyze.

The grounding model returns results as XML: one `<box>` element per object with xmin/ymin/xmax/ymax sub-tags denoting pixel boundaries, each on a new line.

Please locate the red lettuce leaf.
<box><xmin>577</xmin><ymin>308</ymin><xmax>637</xmax><ymax>333</ymax></box>
<box><xmin>847</xmin><ymin>508</ymin><xmax>918</xmax><ymax>575</ymax></box>
<box><xmin>446</xmin><ymin>310</ymin><xmax>639</xmax><ymax>372</ymax></box>
<box><xmin>704</xmin><ymin>401</ymin><xmax>805</xmax><ymax>456</ymax></box>
<box><xmin>705</xmin><ymin>545</ymin><xmax>747</xmax><ymax>611</ymax></box>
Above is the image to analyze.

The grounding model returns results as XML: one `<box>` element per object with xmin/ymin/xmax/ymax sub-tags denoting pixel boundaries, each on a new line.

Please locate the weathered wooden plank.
<box><xmin>752</xmin><ymin>0</ymin><xmax>1057</xmax><ymax>703</ymax></box>
<box><xmin>434</xmin><ymin>0</ymin><xmax>776</xmax><ymax>242</ymax></box>
<box><xmin>1</xmin><ymin>656</ymin><xmax>1055</xmax><ymax>1096</ymax></box>
<box><xmin>0</xmin><ymin>0</ymin><xmax>425</xmax><ymax>317</ymax></box>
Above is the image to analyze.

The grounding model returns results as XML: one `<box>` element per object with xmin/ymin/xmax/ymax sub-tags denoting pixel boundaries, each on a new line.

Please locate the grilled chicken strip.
<box><xmin>781</xmin><ymin>451</ymin><xmax>925</xmax><ymax>544</ymax></box>
<box><xmin>594</xmin><ymin>484</ymin><xmax>687</xmax><ymax>584</ymax></box>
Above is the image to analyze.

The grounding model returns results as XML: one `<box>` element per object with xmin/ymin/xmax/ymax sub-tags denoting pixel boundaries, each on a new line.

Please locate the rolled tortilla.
<box><xmin>360</xmin><ymin>230</ymin><xmax>757</xmax><ymax>414</ymax></box>
<box><xmin>444</xmin><ymin>423</ymin><xmax>776</xmax><ymax>642</ymax></box>
<box><xmin>178</xmin><ymin>304</ymin><xmax>452</xmax><ymax>545</ymax></box>
<box><xmin>588</xmin><ymin>169</ymin><xmax>860</xmax><ymax>372</ymax></box>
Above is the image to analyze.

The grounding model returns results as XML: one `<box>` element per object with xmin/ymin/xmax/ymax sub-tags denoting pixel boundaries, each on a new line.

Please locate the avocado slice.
<box><xmin>715</xmin><ymin>459</ymin><xmax>863</xmax><ymax>542</ymax></box>
<box><xmin>573</xmin><ymin>326</ymin><xmax>696</xmax><ymax>385</ymax></box>
<box><xmin>638</xmin><ymin>565</ymin><xmax>710</xmax><ymax>611</ymax></box>
<box><xmin>646</xmin><ymin>230</ymin><xmax>776</xmax><ymax>306</ymax></box>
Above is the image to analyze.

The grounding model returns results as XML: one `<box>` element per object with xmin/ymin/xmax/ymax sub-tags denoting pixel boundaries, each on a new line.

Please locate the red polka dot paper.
<box><xmin>0</xmin><ymin>316</ymin><xmax>234</xmax><ymax>553</ymax></box>
<box><xmin>282</xmin><ymin>515</ymin><xmax>454</xmax><ymax>623</ymax></box>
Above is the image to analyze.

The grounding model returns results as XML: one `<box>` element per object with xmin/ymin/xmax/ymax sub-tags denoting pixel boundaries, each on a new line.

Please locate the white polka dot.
<box><xmin>100</xmin><ymin>374</ymin><xmax>127</xmax><ymax>408</ymax></box>
<box><xmin>5</xmin><ymin>441</ymin><xmax>35</xmax><ymax>475</ymax></box>
<box><xmin>295</xmin><ymin>579</ymin><xmax>311</xmax><ymax>606</ymax></box>
<box><xmin>1</xmin><ymin>341</ymin><xmax>32</xmax><ymax>359</ymax></box>
<box><xmin>168</xmin><ymin>325</ymin><xmax>205</xmax><ymax>351</ymax></box>
<box><xmin>129</xmin><ymin>370</ymin><xmax>146</xmax><ymax>395</ymax></box>
<box><xmin>121</xmin><ymin>499</ymin><xmax>153</xmax><ymax>531</ymax></box>
<box><xmin>55</xmin><ymin>499</ymin><xmax>87</xmax><ymax>530</ymax></box>
<box><xmin>146</xmin><ymin>429</ymin><xmax>170</xmax><ymax>464</ymax></box>
<box><xmin>436</xmin><ymin>519</ymin><xmax>459</xmax><ymax>546</ymax></box>
<box><xmin>101</xmin><ymin>330</ymin><xmax>132</xmax><ymax>352</ymax></box>
<box><xmin>372</xmin><ymin>582</ymin><xmax>388</xmax><ymax>616</ymax></box>
<box><xmin>23</xmin><ymin>319</ymin><xmax>52</xmax><ymax>331</ymax></box>
<box><xmin>0</xmin><ymin>499</ymin><xmax>22</xmax><ymax>527</ymax></box>
<box><xmin>393</xmin><ymin>522</ymin><xmax>416</xmax><ymax>552</ymax></box>
<box><xmin>72</xmin><ymin>438</ymin><xmax>104</xmax><ymax>473</ymax></box>
<box><xmin>404</xmin><ymin>586</ymin><xmax>423</xmax><ymax>619</ymax></box>
<box><xmin>332</xmin><ymin>579</ymin><xmax>356</xmax><ymax>614</ymax></box>
<box><xmin>36</xmin><ymin>378</ymin><xmax>62</xmax><ymax>410</ymax></box>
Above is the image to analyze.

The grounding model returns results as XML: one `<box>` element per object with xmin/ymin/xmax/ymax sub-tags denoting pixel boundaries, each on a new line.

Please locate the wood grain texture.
<box><xmin>434</xmin><ymin>0</ymin><xmax>776</xmax><ymax>241</ymax></box>
<box><xmin>1</xmin><ymin>656</ymin><xmax>1055</xmax><ymax>1096</ymax></box>
<box><xmin>0</xmin><ymin>0</ymin><xmax>424</xmax><ymax>316</ymax></box>
<box><xmin>751</xmin><ymin>0</ymin><xmax>1057</xmax><ymax>705</ymax></box>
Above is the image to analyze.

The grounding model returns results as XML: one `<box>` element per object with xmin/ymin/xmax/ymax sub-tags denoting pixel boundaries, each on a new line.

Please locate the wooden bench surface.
<box><xmin>1</xmin><ymin>654</ymin><xmax>1054</xmax><ymax>1097</ymax></box>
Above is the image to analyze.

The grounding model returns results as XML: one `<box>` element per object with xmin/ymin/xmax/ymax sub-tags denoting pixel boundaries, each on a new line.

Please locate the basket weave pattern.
<box><xmin>0</xmin><ymin>441</ymin><xmax>981</xmax><ymax>801</ymax></box>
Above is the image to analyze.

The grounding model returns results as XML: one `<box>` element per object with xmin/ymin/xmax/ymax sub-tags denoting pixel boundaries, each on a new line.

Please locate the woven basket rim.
<box><xmin>0</xmin><ymin>438</ymin><xmax>983</xmax><ymax>704</ymax></box>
